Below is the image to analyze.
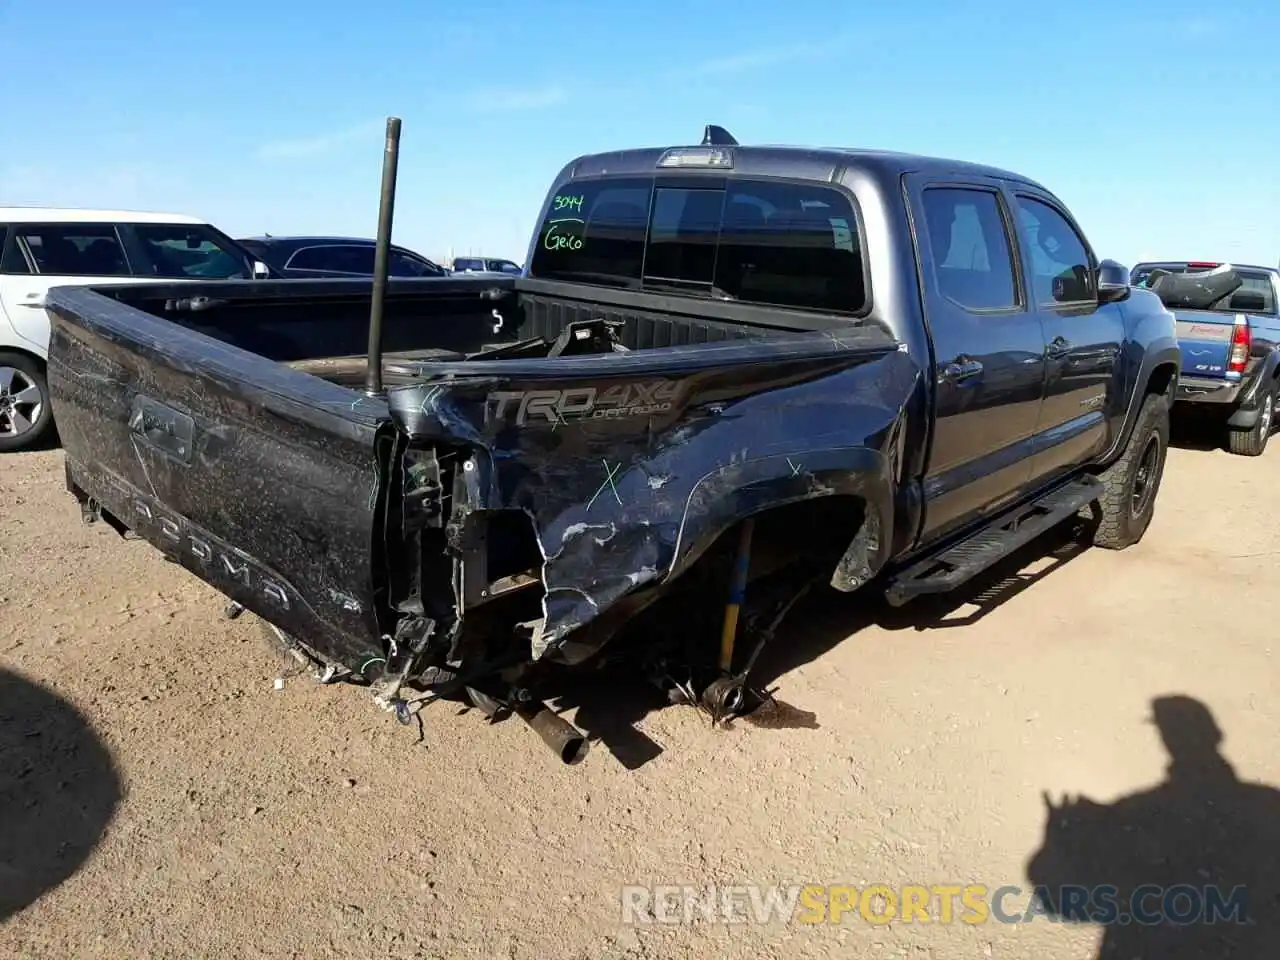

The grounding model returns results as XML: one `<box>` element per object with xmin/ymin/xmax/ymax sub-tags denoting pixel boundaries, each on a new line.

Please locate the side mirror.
<box><xmin>1051</xmin><ymin>264</ymin><xmax>1094</xmax><ymax>302</ymax></box>
<box><xmin>251</xmin><ymin>260</ymin><xmax>270</xmax><ymax>279</ymax></box>
<box><xmin>1096</xmin><ymin>258</ymin><xmax>1131</xmax><ymax>304</ymax></box>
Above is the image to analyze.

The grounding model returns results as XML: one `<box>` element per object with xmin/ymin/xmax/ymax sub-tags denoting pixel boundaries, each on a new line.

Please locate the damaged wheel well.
<box><xmin>715</xmin><ymin>494</ymin><xmax>870</xmax><ymax>587</ymax></box>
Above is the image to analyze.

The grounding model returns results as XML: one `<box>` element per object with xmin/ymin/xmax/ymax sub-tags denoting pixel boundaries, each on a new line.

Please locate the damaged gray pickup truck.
<box><xmin>46</xmin><ymin>127</ymin><xmax>1180</xmax><ymax>764</ymax></box>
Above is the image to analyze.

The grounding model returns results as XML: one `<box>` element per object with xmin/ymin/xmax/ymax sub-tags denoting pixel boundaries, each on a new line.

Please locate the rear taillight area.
<box><xmin>1228</xmin><ymin>319</ymin><xmax>1252</xmax><ymax>375</ymax></box>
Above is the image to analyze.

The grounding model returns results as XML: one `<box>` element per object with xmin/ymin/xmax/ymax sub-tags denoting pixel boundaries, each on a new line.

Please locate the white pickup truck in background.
<box><xmin>0</xmin><ymin>208</ymin><xmax>270</xmax><ymax>451</ymax></box>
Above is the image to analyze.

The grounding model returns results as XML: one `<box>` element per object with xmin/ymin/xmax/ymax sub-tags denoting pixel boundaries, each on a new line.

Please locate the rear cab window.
<box><xmin>528</xmin><ymin>176</ymin><xmax>867</xmax><ymax>314</ymax></box>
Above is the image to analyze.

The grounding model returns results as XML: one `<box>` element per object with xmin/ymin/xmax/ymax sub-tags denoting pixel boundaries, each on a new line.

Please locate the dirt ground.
<box><xmin>2</xmin><ymin>429</ymin><xmax>1278</xmax><ymax>960</ymax></box>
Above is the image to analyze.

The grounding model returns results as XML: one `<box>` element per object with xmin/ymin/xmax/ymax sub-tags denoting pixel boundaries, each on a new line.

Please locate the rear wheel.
<box><xmin>1091</xmin><ymin>390</ymin><xmax>1170</xmax><ymax>550</ymax></box>
<box><xmin>0</xmin><ymin>352</ymin><xmax>54</xmax><ymax>453</ymax></box>
<box><xmin>1226</xmin><ymin>379</ymin><xmax>1276</xmax><ymax>457</ymax></box>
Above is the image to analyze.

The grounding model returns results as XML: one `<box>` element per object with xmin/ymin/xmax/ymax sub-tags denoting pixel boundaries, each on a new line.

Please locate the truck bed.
<box><xmin>45</xmin><ymin>274</ymin><xmax>910</xmax><ymax>689</ymax></box>
<box><xmin>78</xmin><ymin>275</ymin><xmax>837</xmax><ymax>382</ymax></box>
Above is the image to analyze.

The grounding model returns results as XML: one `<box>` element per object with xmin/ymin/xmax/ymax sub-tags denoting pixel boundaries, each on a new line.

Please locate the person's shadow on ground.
<box><xmin>0</xmin><ymin>667</ymin><xmax>122</xmax><ymax>921</ymax></box>
<box><xmin>1025</xmin><ymin>695</ymin><xmax>1280</xmax><ymax>958</ymax></box>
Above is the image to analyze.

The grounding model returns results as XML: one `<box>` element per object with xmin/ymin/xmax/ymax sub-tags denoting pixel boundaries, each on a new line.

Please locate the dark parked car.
<box><xmin>46</xmin><ymin>126</ymin><xmax>1179</xmax><ymax>765</ymax></box>
<box><xmin>237</xmin><ymin>235</ymin><xmax>449</xmax><ymax>279</ymax></box>
<box><xmin>452</xmin><ymin>256</ymin><xmax>522</xmax><ymax>275</ymax></box>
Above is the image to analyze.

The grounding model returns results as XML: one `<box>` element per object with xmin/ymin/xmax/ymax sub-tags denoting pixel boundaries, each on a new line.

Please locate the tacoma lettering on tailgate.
<box><xmin>128</xmin><ymin>495</ymin><xmax>294</xmax><ymax>610</ymax></box>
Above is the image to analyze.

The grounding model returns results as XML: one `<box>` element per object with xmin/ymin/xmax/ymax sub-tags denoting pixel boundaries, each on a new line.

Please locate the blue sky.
<box><xmin>2</xmin><ymin>0</ymin><xmax>1277</xmax><ymax>268</ymax></box>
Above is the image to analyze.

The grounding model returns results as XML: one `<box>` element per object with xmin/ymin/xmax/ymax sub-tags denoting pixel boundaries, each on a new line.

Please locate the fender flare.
<box><xmin>1227</xmin><ymin>349</ymin><xmax>1280</xmax><ymax>429</ymax></box>
<box><xmin>667</xmin><ymin>443</ymin><xmax>897</xmax><ymax>583</ymax></box>
<box><xmin>1100</xmin><ymin>339</ymin><xmax>1180</xmax><ymax>466</ymax></box>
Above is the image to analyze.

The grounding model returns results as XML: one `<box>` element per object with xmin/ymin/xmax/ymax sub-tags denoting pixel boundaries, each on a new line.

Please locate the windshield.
<box><xmin>132</xmin><ymin>223</ymin><xmax>254</xmax><ymax>279</ymax></box>
<box><xmin>1132</xmin><ymin>263</ymin><xmax>1277</xmax><ymax>315</ymax></box>
<box><xmin>528</xmin><ymin>175</ymin><xmax>867</xmax><ymax>314</ymax></box>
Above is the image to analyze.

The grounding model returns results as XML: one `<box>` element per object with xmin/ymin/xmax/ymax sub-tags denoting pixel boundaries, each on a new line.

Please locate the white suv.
<box><xmin>0</xmin><ymin>208</ymin><xmax>269</xmax><ymax>452</ymax></box>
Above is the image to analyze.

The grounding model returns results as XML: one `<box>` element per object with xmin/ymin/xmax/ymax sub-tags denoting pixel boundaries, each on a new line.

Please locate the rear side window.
<box><xmin>529</xmin><ymin>177</ymin><xmax>867</xmax><ymax>314</ymax></box>
<box><xmin>920</xmin><ymin>188</ymin><xmax>1018</xmax><ymax>311</ymax></box>
<box><xmin>13</xmin><ymin>224</ymin><xmax>132</xmax><ymax>277</ymax></box>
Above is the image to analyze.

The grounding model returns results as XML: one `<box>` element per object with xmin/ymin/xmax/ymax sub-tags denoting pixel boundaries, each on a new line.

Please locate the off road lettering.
<box><xmin>489</xmin><ymin>380</ymin><xmax>681</xmax><ymax>426</ymax></box>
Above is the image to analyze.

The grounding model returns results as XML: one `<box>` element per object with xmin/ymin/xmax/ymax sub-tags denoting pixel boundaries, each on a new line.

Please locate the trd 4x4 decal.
<box><xmin>487</xmin><ymin>380</ymin><xmax>682</xmax><ymax>427</ymax></box>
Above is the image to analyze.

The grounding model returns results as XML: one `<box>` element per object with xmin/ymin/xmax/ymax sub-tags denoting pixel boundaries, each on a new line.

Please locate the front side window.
<box><xmin>388</xmin><ymin>251</ymin><xmax>445</xmax><ymax>277</ymax></box>
<box><xmin>1014</xmin><ymin>196</ymin><xmax>1094</xmax><ymax>305</ymax></box>
<box><xmin>14</xmin><ymin>224</ymin><xmax>132</xmax><ymax>277</ymax></box>
<box><xmin>920</xmin><ymin>187</ymin><xmax>1019</xmax><ymax>311</ymax></box>
<box><xmin>130</xmin><ymin>223</ymin><xmax>253</xmax><ymax>279</ymax></box>
<box><xmin>529</xmin><ymin>176</ymin><xmax>866</xmax><ymax>313</ymax></box>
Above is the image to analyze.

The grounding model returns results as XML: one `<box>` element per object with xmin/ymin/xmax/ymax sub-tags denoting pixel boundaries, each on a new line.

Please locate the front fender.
<box><xmin>1102</xmin><ymin>326</ymin><xmax>1180</xmax><ymax>466</ymax></box>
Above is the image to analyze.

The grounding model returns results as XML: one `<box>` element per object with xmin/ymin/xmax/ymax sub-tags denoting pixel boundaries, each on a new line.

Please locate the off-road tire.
<box><xmin>0</xmin><ymin>351</ymin><xmax>54</xmax><ymax>453</ymax></box>
<box><xmin>1091</xmin><ymin>390</ymin><xmax>1170</xmax><ymax>551</ymax></box>
<box><xmin>1226</xmin><ymin>379</ymin><xmax>1276</xmax><ymax>457</ymax></box>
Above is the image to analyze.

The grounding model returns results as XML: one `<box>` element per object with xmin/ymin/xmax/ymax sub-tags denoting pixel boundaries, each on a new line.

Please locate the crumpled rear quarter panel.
<box><xmin>388</xmin><ymin>332</ymin><xmax>920</xmax><ymax>663</ymax></box>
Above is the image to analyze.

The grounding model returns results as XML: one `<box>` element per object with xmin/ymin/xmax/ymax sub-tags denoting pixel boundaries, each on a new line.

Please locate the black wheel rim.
<box><xmin>1131</xmin><ymin>434</ymin><xmax>1162</xmax><ymax>519</ymax></box>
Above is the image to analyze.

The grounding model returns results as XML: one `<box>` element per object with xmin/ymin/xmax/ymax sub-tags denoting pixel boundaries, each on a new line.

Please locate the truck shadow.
<box><xmin>551</xmin><ymin>521</ymin><xmax>1091</xmax><ymax>770</ymax></box>
<box><xmin>0</xmin><ymin>667</ymin><xmax>123</xmax><ymax>922</ymax></box>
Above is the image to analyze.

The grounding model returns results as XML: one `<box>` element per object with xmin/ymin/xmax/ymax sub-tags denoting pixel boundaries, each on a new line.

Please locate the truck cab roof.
<box><xmin>556</xmin><ymin>142</ymin><xmax>1050</xmax><ymax>193</ymax></box>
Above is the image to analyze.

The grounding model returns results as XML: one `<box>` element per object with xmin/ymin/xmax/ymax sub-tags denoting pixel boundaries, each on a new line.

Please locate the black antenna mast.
<box><xmin>365</xmin><ymin>116</ymin><xmax>402</xmax><ymax>397</ymax></box>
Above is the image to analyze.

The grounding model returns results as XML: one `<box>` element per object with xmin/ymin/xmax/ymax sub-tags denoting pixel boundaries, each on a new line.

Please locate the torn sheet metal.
<box><xmin>386</xmin><ymin>328</ymin><xmax>921</xmax><ymax>665</ymax></box>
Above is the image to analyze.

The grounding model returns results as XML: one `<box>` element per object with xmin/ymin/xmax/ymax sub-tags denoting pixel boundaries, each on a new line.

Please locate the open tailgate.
<box><xmin>45</xmin><ymin>285</ymin><xmax>391</xmax><ymax>668</ymax></box>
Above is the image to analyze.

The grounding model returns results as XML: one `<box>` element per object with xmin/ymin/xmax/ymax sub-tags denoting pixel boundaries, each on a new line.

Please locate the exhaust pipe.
<box><xmin>701</xmin><ymin>674</ymin><xmax>746</xmax><ymax>720</ymax></box>
<box><xmin>515</xmin><ymin>701</ymin><xmax>589</xmax><ymax>765</ymax></box>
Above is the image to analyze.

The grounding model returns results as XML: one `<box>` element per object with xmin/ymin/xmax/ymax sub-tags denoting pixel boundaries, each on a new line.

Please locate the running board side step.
<box><xmin>884</xmin><ymin>475</ymin><xmax>1104</xmax><ymax>607</ymax></box>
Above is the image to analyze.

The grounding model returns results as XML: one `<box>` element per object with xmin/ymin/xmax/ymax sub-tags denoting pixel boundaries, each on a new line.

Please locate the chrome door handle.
<box><xmin>939</xmin><ymin>358</ymin><xmax>984</xmax><ymax>383</ymax></box>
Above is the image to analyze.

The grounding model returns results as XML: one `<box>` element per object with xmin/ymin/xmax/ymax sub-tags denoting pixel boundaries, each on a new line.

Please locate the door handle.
<box><xmin>939</xmin><ymin>357</ymin><xmax>984</xmax><ymax>383</ymax></box>
<box><xmin>1047</xmin><ymin>335</ymin><xmax>1071</xmax><ymax>358</ymax></box>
